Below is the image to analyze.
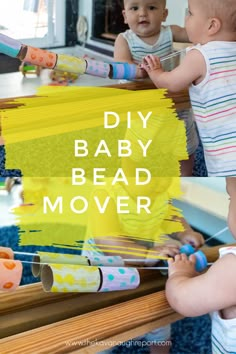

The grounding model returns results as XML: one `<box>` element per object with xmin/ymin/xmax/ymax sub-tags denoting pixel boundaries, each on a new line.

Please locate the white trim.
<box><xmin>86</xmin><ymin>38</ymin><xmax>113</xmax><ymax>54</ymax></box>
<box><xmin>9</xmin><ymin>0</ymin><xmax>65</xmax><ymax>48</ymax></box>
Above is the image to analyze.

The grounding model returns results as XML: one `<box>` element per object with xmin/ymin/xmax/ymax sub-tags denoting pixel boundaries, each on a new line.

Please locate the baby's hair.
<box><xmin>202</xmin><ymin>0</ymin><xmax>236</xmax><ymax>31</ymax></box>
<box><xmin>123</xmin><ymin>0</ymin><xmax>167</xmax><ymax>8</ymax></box>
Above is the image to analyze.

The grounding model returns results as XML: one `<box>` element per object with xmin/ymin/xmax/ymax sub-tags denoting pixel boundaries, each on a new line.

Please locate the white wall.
<box><xmin>166</xmin><ymin>0</ymin><xmax>188</xmax><ymax>27</ymax></box>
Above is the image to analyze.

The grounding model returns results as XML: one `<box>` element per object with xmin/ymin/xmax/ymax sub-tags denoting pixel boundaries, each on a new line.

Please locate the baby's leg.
<box><xmin>180</xmin><ymin>153</ymin><xmax>195</xmax><ymax>176</ymax></box>
<box><xmin>145</xmin><ymin>325</ymin><xmax>171</xmax><ymax>354</ymax></box>
<box><xmin>177</xmin><ymin>109</ymin><xmax>199</xmax><ymax>177</ymax></box>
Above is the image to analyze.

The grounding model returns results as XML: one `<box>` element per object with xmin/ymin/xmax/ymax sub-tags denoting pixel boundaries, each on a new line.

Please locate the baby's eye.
<box><xmin>186</xmin><ymin>8</ymin><xmax>192</xmax><ymax>16</ymax></box>
<box><xmin>130</xmin><ymin>6</ymin><xmax>139</xmax><ymax>11</ymax></box>
<box><xmin>148</xmin><ymin>6</ymin><xmax>157</xmax><ymax>10</ymax></box>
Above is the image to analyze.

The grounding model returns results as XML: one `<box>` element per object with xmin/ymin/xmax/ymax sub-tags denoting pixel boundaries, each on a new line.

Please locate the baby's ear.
<box><xmin>162</xmin><ymin>8</ymin><xmax>168</xmax><ymax>22</ymax></box>
<box><xmin>122</xmin><ymin>10</ymin><xmax>128</xmax><ymax>24</ymax></box>
<box><xmin>208</xmin><ymin>17</ymin><xmax>221</xmax><ymax>35</ymax></box>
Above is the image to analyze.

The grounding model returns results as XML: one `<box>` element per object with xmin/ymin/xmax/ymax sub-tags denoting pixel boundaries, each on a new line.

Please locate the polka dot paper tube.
<box><xmin>99</xmin><ymin>267</ymin><xmax>140</xmax><ymax>292</ymax></box>
<box><xmin>41</xmin><ymin>264</ymin><xmax>101</xmax><ymax>292</ymax></box>
<box><xmin>0</xmin><ymin>259</ymin><xmax>23</xmax><ymax>291</ymax></box>
<box><xmin>24</xmin><ymin>46</ymin><xmax>57</xmax><ymax>68</ymax></box>
<box><xmin>85</xmin><ymin>59</ymin><xmax>110</xmax><ymax>78</ymax></box>
<box><xmin>32</xmin><ymin>252</ymin><xmax>90</xmax><ymax>277</ymax></box>
<box><xmin>89</xmin><ymin>255</ymin><xmax>125</xmax><ymax>267</ymax></box>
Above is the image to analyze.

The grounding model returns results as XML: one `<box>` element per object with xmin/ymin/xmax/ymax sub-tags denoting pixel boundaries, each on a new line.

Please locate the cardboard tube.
<box><xmin>89</xmin><ymin>255</ymin><xmax>125</xmax><ymax>267</ymax></box>
<box><xmin>0</xmin><ymin>259</ymin><xmax>22</xmax><ymax>291</ymax></box>
<box><xmin>110</xmin><ymin>62</ymin><xmax>137</xmax><ymax>80</ymax></box>
<box><xmin>85</xmin><ymin>59</ymin><xmax>110</xmax><ymax>78</ymax></box>
<box><xmin>99</xmin><ymin>266</ymin><xmax>140</xmax><ymax>292</ymax></box>
<box><xmin>55</xmin><ymin>54</ymin><xmax>86</xmax><ymax>74</ymax></box>
<box><xmin>41</xmin><ymin>264</ymin><xmax>101</xmax><ymax>292</ymax></box>
<box><xmin>0</xmin><ymin>33</ymin><xmax>22</xmax><ymax>57</ymax></box>
<box><xmin>31</xmin><ymin>252</ymin><xmax>90</xmax><ymax>277</ymax></box>
<box><xmin>24</xmin><ymin>46</ymin><xmax>57</xmax><ymax>68</ymax></box>
<box><xmin>0</xmin><ymin>247</ymin><xmax>14</xmax><ymax>260</ymax></box>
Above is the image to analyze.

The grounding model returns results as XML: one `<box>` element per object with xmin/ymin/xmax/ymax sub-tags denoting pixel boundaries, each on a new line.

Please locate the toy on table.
<box><xmin>19</xmin><ymin>62</ymin><xmax>41</xmax><ymax>77</ymax></box>
<box><xmin>49</xmin><ymin>69</ymin><xmax>79</xmax><ymax>86</ymax></box>
<box><xmin>0</xmin><ymin>33</ymin><xmax>185</xmax><ymax>81</ymax></box>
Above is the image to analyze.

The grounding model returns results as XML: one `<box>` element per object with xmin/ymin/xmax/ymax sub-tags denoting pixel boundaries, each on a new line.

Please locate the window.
<box><xmin>0</xmin><ymin>0</ymin><xmax>65</xmax><ymax>48</ymax></box>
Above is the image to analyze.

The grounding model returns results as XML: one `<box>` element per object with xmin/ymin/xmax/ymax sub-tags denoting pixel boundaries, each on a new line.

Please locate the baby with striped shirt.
<box><xmin>83</xmin><ymin>176</ymin><xmax>204</xmax><ymax>354</ymax></box>
<box><xmin>114</xmin><ymin>0</ymin><xmax>199</xmax><ymax>177</ymax></box>
<box><xmin>141</xmin><ymin>0</ymin><xmax>236</xmax><ymax>176</ymax></box>
<box><xmin>167</xmin><ymin>177</ymin><xmax>236</xmax><ymax>354</ymax></box>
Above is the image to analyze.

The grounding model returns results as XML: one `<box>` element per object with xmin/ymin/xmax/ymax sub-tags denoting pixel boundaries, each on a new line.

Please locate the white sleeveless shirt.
<box><xmin>211</xmin><ymin>246</ymin><xmax>236</xmax><ymax>353</ymax></box>
<box><xmin>122</xmin><ymin>26</ymin><xmax>179</xmax><ymax>71</ymax></box>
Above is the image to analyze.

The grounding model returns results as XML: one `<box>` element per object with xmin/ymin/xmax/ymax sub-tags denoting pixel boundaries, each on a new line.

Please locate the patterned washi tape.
<box><xmin>32</xmin><ymin>252</ymin><xmax>90</xmax><ymax>277</ymax></box>
<box><xmin>55</xmin><ymin>54</ymin><xmax>86</xmax><ymax>74</ymax></box>
<box><xmin>89</xmin><ymin>255</ymin><xmax>125</xmax><ymax>267</ymax></box>
<box><xmin>0</xmin><ymin>33</ymin><xmax>22</xmax><ymax>58</ymax></box>
<box><xmin>41</xmin><ymin>264</ymin><xmax>101</xmax><ymax>292</ymax></box>
<box><xmin>99</xmin><ymin>266</ymin><xmax>140</xmax><ymax>292</ymax></box>
<box><xmin>110</xmin><ymin>62</ymin><xmax>137</xmax><ymax>80</ymax></box>
<box><xmin>24</xmin><ymin>46</ymin><xmax>57</xmax><ymax>68</ymax></box>
<box><xmin>0</xmin><ymin>259</ymin><xmax>23</xmax><ymax>291</ymax></box>
<box><xmin>0</xmin><ymin>247</ymin><xmax>14</xmax><ymax>260</ymax></box>
<box><xmin>85</xmin><ymin>59</ymin><xmax>110</xmax><ymax>78</ymax></box>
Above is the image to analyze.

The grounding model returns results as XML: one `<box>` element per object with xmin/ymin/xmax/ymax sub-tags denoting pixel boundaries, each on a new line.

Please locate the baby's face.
<box><xmin>185</xmin><ymin>0</ymin><xmax>210</xmax><ymax>44</ymax></box>
<box><xmin>226</xmin><ymin>178</ymin><xmax>236</xmax><ymax>239</ymax></box>
<box><xmin>123</xmin><ymin>0</ymin><xmax>168</xmax><ymax>39</ymax></box>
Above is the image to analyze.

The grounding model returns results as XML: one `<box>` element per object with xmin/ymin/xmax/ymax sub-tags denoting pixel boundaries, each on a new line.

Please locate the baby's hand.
<box><xmin>141</xmin><ymin>55</ymin><xmax>162</xmax><ymax>73</ymax></box>
<box><xmin>145</xmin><ymin>243</ymin><xmax>179</xmax><ymax>266</ymax></box>
<box><xmin>178</xmin><ymin>231</ymin><xmax>205</xmax><ymax>249</ymax></box>
<box><xmin>157</xmin><ymin>243</ymin><xmax>180</xmax><ymax>258</ymax></box>
<box><xmin>168</xmin><ymin>253</ymin><xmax>198</xmax><ymax>278</ymax></box>
<box><xmin>136</xmin><ymin>65</ymin><xmax>148</xmax><ymax>79</ymax></box>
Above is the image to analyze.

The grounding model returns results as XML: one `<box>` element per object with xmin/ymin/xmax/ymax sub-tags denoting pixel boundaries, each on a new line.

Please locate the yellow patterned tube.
<box><xmin>55</xmin><ymin>54</ymin><xmax>86</xmax><ymax>74</ymax></box>
<box><xmin>32</xmin><ymin>251</ymin><xmax>89</xmax><ymax>277</ymax></box>
<box><xmin>41</xmin><ymin>264</ymin><xmax>101</xmax><ymax>292</ymax></box>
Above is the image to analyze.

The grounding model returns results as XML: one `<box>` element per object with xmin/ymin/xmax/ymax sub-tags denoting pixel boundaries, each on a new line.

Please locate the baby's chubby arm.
<box><xmin>91</xmin><ymin>190</ymin><xmax>181</xmax><ymax>265</ymax></box>
<box><xmin>170</xmin><ymin>25</ymin><xmax>189</xmax><ymax>43</ymax></box>
<box><xmin>114</xmin><ymin>34</ymin><xmax>134</xmax><ymax>63</ymax></box>
<box><xmin>166</xmin><ymin>253</ymin><xmax>236</xmax><ymax>317</ymax></box>
<box><xmin>141</xmin><ymin>49</ymin><xmax>206</xmax><ymax>92</ymax></box>
<box><xmin>114</xmin><ymin>34</ymin><xmax>148</xmax><ymax>79</ymax></box>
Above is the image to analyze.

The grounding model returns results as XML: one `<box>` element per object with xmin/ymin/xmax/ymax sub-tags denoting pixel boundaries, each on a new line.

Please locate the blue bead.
<box><xmin>180</xmin><ymin>244</ymin><xmax>195</xmax><ymax>256</ymax></box>
<box><xmin>194</xmin><ymin>250</ymin><xmax>207</xmax><ymax>272</ymax></box>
